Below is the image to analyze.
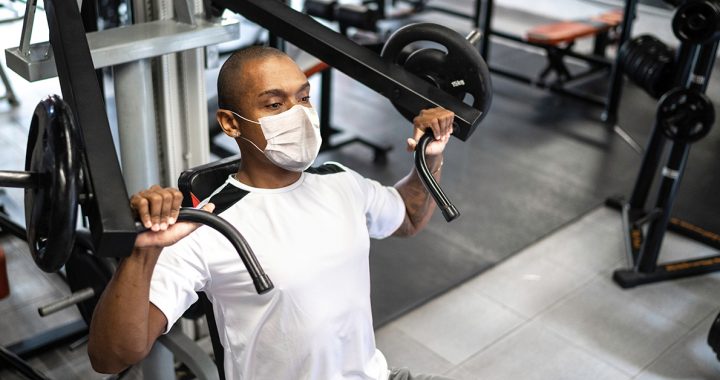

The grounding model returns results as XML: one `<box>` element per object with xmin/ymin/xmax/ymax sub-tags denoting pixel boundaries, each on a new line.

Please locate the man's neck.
<box><xmin>234</xmin><ymin>158</ymin><xmax>302</xmax><ymax>189</ymax></box>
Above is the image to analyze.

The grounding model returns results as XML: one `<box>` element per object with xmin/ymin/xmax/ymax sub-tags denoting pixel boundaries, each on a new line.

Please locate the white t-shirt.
<box><xmin>148</xmin><ymin>162</ymin><xmax>406</xmax><ymax>380</ymax></box>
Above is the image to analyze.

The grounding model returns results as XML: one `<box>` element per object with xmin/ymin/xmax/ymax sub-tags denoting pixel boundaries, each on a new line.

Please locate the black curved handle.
<box><xmin>136</xmin><ymin>209</ymin><xmax>273</xmax><ymax>294</ymax></box>
<box><xmin>414</xmin><ymin>132</ymin><xmax>460</xmax><ymax>222</ymax></box>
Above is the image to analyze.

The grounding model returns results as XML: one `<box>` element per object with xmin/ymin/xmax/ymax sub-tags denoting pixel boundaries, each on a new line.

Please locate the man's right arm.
<box><xmin>88</xmin><ymin>247</ymin><xmax>168</xmax><ymax>373</ymax></box>
<box><xmin>87</xmin><ymin>185</ymin><xmax>213</xmax><ymax>374</ymax></box>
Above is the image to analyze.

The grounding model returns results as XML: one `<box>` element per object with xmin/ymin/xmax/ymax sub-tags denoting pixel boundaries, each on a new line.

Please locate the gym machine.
<box><xmin>0</xmin><ymin>0</ymin><xmax>492</xmax><ymax>378</ymax></box>
<box><xmin>606</xmin><ymin>0</ymin><xmax>719</xmax><ymax>288</ymax></box>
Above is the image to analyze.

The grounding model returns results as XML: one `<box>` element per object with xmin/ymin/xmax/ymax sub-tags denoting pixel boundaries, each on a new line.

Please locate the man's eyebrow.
<box><xmin>257</xmin><ymin>89</ymin><xmax>286</xmax><ymax>98</ymax></box>
<box><xmin>297</xmin><ymin>82</ymin><xmax>310</xmax><ymax>93</ymax></box>
<box><xmin>257</xmin><ymin>82</ymin><xmax>310</xmax><ymax>98</ymax></box>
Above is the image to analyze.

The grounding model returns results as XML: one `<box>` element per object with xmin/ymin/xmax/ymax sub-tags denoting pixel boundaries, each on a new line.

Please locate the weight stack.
<box><xmin>0</xmin><ymin>245</ymin><xmax>9</xmax><ymax>299</ymax></box>
<box><xmin>618</xmin><ymin>35</ymin><xmax>677</xmax><ymax>99</ymax></box>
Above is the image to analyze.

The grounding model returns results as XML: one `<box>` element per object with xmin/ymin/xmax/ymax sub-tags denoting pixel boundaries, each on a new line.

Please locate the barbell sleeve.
<box><xmin>38</xmin><ymin>287</ymin><xmax>95</xmax><ymax>317</ymax></box>
<box><xmin>135</xmin><ymin>208</ymin><xmax>273</xmax><ymax>295</ymax></box>
<box><xmin>414</xmin><ymin>132</ymin><xmax>460</xmax><ymax>222</ymax></box>
<box><xmin>0</xmin><ymin>170</ymin><xmax>43</xmax><ymax>188</ymax></box>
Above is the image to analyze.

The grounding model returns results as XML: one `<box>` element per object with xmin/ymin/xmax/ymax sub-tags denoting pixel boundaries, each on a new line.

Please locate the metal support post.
<box><xmin>602</xmin><ymin>0</ymin><xmax>640</xmax><ymax>124</ymax></box>
<box><xmin>113</xmin><ymin>59</ymin><xmax>162</xmax><ymax>194</ymax></box>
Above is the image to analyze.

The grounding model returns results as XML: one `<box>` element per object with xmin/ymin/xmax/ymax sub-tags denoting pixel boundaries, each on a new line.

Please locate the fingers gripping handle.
<box><xmin>414</xmin><ymin>132</ymin><xmax>460</xmax><ymax>222</ymax></box>
<box><xmin>135</xmin><ymin>209</ymin><xmax>273</xmax><ymax>294</ymax></box>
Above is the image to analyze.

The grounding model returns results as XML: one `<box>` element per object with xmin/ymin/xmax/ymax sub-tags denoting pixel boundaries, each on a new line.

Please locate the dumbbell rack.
<box><xmin>607</xmin><ymin>0</ymin><xmax>720</xmax><ymax>288</ymax></box>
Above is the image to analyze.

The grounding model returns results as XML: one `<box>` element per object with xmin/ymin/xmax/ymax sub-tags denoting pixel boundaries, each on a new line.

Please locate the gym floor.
<box><xmin>1</xmin><ymin>1</ymin><xmax>720</xmax><ymax>379</ymax></box>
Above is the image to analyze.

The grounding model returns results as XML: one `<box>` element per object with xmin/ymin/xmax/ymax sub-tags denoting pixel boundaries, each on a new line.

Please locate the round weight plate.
<box><xmin>657</xmin><ymin>88</ymin><xmax>715</xmax><ymax>143</ymax></box>
<box><xmin>672</xmin><ymin>0</ymin><xmax>720</xmax><ymax>44</ymax></box>
<box><xmin>65</xmin><ymin>231</ymin><xmax>115</xmax><ymax>325</ymax></box>
<box><xmin>24</xmin><ymin>96</ymin><xmax>81</xmax><ymax>273</ymax></box>
<box><xmin>381</xmin><ymin>23</ymin><xmax>492</xmax><ymax>127</ymax></box>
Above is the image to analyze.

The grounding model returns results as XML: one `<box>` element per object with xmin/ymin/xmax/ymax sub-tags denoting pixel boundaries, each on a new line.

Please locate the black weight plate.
<box><xmin>65</xmin><ymin>231</ymin><xmax>115</xmax><ymax>325</ymax></box>
<box><xmin>673</xmin><ymin>0</ymin><xmax>720</xmax><ymax>44</ymax></box>
<box><xmin>24</xmin><ymin>96</ymin><xmax>81</xmax><ymax>273</ymax></box>
<box><xmin>381</xmin><ymin>23</ymin><xmax>492</xmax><ymax>128</ymax></box>
<box><xmin>657</xmin><ymin>88</ymin><xmax>715</xmax><ymax>143</ymax></box>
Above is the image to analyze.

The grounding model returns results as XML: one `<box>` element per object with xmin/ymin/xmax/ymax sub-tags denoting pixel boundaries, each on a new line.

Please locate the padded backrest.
<box><xmin>178</xmin><ymin>154</ymin><xmax>242</xmax><ymax>207</ymax></box>
<box><xmin>177</xmin><ymin>155</ymin><xmax>242</xmax><ymax>380</ymax></box>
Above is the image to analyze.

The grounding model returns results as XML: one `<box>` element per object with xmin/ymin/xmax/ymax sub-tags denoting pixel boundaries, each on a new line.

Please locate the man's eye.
<box><xmin>267</xmin><ymin>103</ymin><xmax>282</xmax><ymax>109</ymax></box>
<box><xmin>301</xmin><ymin>96</ymin><xmax>311</xmax><ymax>102</ymax></box>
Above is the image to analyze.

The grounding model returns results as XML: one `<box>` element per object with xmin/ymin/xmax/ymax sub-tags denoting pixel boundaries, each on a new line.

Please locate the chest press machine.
<box><xmin>0</xmin><ymin>0</ymin><xmax>492</xmax><ymax>379</ymax></box>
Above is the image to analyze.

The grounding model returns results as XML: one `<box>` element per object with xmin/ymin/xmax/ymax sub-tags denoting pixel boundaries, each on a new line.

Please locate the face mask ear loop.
<box><xmin>229</xmin><ymin>110</ymin><xmax>261</xmax><ymax>125</ymax></box>
<box><xmin>238</xmin><ymin>135</ymin><xmax>265</xmax><ymax>154</ymax></box>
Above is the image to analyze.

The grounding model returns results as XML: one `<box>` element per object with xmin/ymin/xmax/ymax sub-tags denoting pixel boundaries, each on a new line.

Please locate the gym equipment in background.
<box><xmin>606</xmin><ymin>0</ymin><xmax>720</xmax><ymax>288</ymax></box>
<box><xmin>405</xmin><ymin>0</ymin><xmax>636</xmax><ymax>124</ymax></box>
<box><xmin>0</xmin><ymin>61</ymin><xmax>18</xmax><ymax>107</ymax></box>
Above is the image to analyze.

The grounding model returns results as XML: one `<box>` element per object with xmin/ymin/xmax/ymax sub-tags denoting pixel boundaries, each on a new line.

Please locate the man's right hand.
<box><xmin>129</xmin><ymin>185</ymin><xmax>214</xmax><ymax>249</ymax></box>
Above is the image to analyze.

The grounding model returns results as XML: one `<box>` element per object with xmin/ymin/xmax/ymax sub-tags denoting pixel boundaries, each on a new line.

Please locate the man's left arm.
<box><xmin>393</xmin><ymin>107</ymin><xmax>454</xmax><ymax>237</ymax></box>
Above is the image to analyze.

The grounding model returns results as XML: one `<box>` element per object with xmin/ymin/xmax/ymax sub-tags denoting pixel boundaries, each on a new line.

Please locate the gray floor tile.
<box><xmin>389</xmin><ymin>284</ymin><xmax>527</xmax><ymax>365</ymax></box>
<box><xmin>375</xmin><ymin>324</ymin><xmax>454</xmax><ymax>376</ymax></box>
<box><xmin>539</xmin><ymin>208</ymin><xmax>627</xmax><ymax>274</ymax></box>
<box><xmin>463</xmin><ymin>249</ymin><xmax>595</xmax><ymax>318</ymax></box>
<box><xmin>538</xmin><ymin>275</ymin><xmax>690</xmax><ymax>376</ymax></box>
<box><xmin>634</xmin><ymin>313</ymin><xmax>720</xmax><ymax>380</ymax></box>
<box><xmin>445</xmin><ymin>319</ymin><xmax>632</xmax><ymax>380</ymax></box>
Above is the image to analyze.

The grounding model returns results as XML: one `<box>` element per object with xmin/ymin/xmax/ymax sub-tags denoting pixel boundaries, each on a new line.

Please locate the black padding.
<box><xmin>178</xmin><ymin>155</ymin><xmax>242</xmax><ymax>207</ymax></box>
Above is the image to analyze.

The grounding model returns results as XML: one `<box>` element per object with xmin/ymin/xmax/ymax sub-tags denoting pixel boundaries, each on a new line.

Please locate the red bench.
<box><xmin>523</xmin><ymin>10</ymin><xmax>624</xmax><ymax>84</ymax></box>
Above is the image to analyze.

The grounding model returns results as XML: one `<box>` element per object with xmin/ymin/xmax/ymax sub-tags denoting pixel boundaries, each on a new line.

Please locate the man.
<box><xmin>88</xmin><ymin>46</ymin><xmax>454</xmax><ymax>380</ymax></box>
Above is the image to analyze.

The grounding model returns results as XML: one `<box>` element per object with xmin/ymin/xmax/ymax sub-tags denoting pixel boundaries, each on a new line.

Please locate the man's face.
<box><xmin>229</xmin><ymin>56</ymin><xmax>312</xmax><ymax>151</ymax></box>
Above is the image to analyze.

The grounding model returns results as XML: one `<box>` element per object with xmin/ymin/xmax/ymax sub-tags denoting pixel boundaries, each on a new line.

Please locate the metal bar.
<box><xmin>422</xmin><ymin>5</ymin><xmax>474</xmax><ymax>21</ymax></box>
<box><xmin>627</xmin><ymin>120</ymin><xmax>667</xmax><ymax>210</ymax></box>
<box><xmin>636</xmin><ymin>143</ymin><xmax>691</xmax><ymax>273</ymax></box>
<box><xmin>602</xmin><ymin>0</ymin><xmax>640</xmax><ymax>124</ymax></box>
<box><xmin>214</xmin><ymin>0</ymin><xmax>484</xmax><ymax>141</ymax></box>
<box><xmin>480</xmin><ymin>0</ymin><xmax>493</xmax><ymax>59</ymax></box>
<box><xmin>0</xmin><ymin>211</ymin><xmax>27</xmax><ymax>241</ymax></box>
<box><xmin>489</xmin><ymin>66</ymin><xmax>606</xmax><ymax>107</ymax></box>
<box><xmin>0</xmin><ymin>346</ymin><xmax>50</xmax><ymax>380</ymax></box>
<box><xmin>158</xmin><ymin>325</ymin><xmax>220</xmax><ymax>380</ymax></box>
<box><xmin>490</xmin><ymin>30</ymin><xmax>613</xmax><ymax>67</ymax></box>
<box><xmin>37</xmin><ymin>287</ymin><xmax>95</xmax><ymax>316</ymax></box>
<box><xmin>5</xmin><ymin>18</ymin><xmax>240</xmax><ymax>82</ymax></box>
<box><xmin>689</xmin><ymin>40</ymin><xmax>719</xmax><ymax>93</ymax></box>
<box><xmin>668</xmin><ymin>218</ymin><xmax>720</xmax><ymax>250</ymax></box>
<box><xmin>43</xmin><ymin>0</ymin><xmax>138</xmax><ymax>258</ymax></box>
<box><xmin>113</xmin><ymin>60</ymin><xmax>161</xmax><ymax>194</ymax></box>
<box><xmin>0</xmin><ymin>171</ymin><xmax>42</xmax><ymax>188</ymax></box>
<box><xmin>472</xmin><ymin>0</ymin><xmax>482</xmax><ymax>29</ymax></box>
<box><xmin>6</xmin><ymin>320</ymin><xmax>87</xmax><ymax>358</ymax></box>
<box><xmin>19</xmin><ymin>0</ymin><xmax>37</xmax><ymax>56</ymax></box>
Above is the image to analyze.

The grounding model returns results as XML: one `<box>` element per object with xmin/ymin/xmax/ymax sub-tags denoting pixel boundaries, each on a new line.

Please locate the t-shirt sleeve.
<box><xmin>149</xmin><ymin>230</ymin><xmax>210</xmax><ymax>334</ymax></box>
<box><xmin>328</xmin><ymin>162</ymin><xmax>406</xmax><ymax>239</ymax></box>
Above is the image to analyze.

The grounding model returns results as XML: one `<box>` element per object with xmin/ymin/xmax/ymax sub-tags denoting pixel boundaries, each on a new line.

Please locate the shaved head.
<box><xmin>217</xmin><ymin>46</ymin><xmax>289</xmax><ymax>112</ymax></box>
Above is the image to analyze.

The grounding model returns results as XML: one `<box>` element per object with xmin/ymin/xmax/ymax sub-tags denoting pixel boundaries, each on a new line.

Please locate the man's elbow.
<box><xmin>88</xmin><ymin>341</ymin><xmax>150</xmax><ymax>374</ymax></box>
<box><xmin>392</xmin><ymin>218</ymin><xmax>421</xmax><ymax>237</ymax></box>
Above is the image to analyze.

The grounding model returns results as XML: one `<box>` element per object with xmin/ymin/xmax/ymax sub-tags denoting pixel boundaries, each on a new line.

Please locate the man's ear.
<box><xmin>216</xmin><ymin>110</ymin><xmax>241</xmax><ymax>138</ymax></box>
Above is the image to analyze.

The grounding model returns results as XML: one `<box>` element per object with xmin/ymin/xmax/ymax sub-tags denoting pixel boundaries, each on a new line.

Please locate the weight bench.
<box><xmin>524</xmin><ymin>10</ymin><xmax>623</xmax><ymax>84</ymax></box>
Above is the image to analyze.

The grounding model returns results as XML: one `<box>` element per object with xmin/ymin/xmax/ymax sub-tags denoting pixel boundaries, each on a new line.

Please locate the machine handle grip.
<box><xmin>414</xmin><ymin>132</ymin><xmax>460</xmax><ymax>222</ymax></box>
<box><xmin>135</xmin><ymin>208</ymin><xmax>273</xmax><ymax>294</ymax></box>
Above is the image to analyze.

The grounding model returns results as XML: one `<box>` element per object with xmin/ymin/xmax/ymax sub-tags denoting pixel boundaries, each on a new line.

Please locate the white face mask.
<box><xmin>231</xmin><ymin>105</ymin><xmax>322</xmax><ymax>172</ymax></box>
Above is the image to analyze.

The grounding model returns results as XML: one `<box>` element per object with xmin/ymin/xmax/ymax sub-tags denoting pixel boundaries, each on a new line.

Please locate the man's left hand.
<box><xmin>406</xmin><ymin>107</ymin><xmax>454</xmax><ymax>157</ymax></box>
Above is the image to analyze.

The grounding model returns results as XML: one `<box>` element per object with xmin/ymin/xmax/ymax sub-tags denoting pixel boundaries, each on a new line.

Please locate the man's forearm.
<box><xmin>393</xmin><ymin>155</ymin><xmax>443</xmax><ymax>236</ymax></box>
<box><xmin>88</xmin><ymin>247</ymin><xmax>163</xmax><ymax>373</ymax></box>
